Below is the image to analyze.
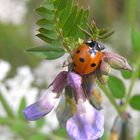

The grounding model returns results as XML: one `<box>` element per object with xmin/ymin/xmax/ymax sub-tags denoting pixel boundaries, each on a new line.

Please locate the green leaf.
<box><xmin>62</xmin><ymin>5</ymin><xmax>78</xmax><ymax>37</ymax></box>
<box><xmin>58</xmin><ymin>0</ymin><xmax>74</xmax><ymax>27</ymax></box>
<box><xmin>37</xmin><ymin>19</ymin><xmax>55</xmax><ymax>31</ymax></box>
<box><xmin>54</xmin><ymin>0</ymin><xmax>68</xmax><ymax>10</ymax></box>
<box><xmin>68</xmin><ymin>8</ymin><xmax>83</xmax><ymax>37</ymax></box>
<box><xmin>75</xmin><ymin>9</ymin><xmax>89</xmax><ymax>39</ymax></box>
<box><xmin>36</xmin><ymin>34</ymin><xmax>58</xmax><ymax>44</ymax></box>
<box><xmin>36</xmin><ymin>118</ymin><xmax>46</xmax><ymax>128</ymax></box>
<box><xmin>54</xmin><ymin>128</ymin><xmax>68</xmax><ymax>138</ymax></box>
<box><xmin>18</xmin><ymin>97</ymin><xmax>26</xmax><ymax>120</ymax></box>
<box><xmin>31</xmin><ymin>0</ymin><xmax>89</xmax><ymax>59</ymax></box>
<box><xmin>121</xmin><ymin>70</ymin><xmax>132</xmax><ymax>79</ymax></box>
<box><xmin>27</xmin><ymin>45</ymin><xmax>65</xmax><ymax>60</ymax></box>
<box><xmin>131</xmin><ymin>28</ymin><xmax>140</xmax><ymax>52</ymax></box>
<box><xmin>42</xmin><ymin>0</ymin><xmax>54</xmax><ymax>11</ymax></box>
<box><xmin>135</xmin><ymin>132</ymin><xmax>140</xmax><ymax>140</ymax></box>
<box><xmin>11</xmin><ymin>120</ymin><xmax>29</xmax><ymax>134</ymax></box>
<box><xmin>38</xmin><ymin>28</ymin><xmax>58</xmax><ymax>40</ymax></box>
<box><xmin>36</xmin><ymin>7</ymin><xmax>54</xmax><ymax>21</ymax></box>
<box><xmin>29</xmin><ymin>133</ymin><xmax>46</xmax><ymax>140</ymax></box>
<box><xmin>130</xmin><ymin>95</ymin><xmax>140</xmax><ymax>110</ymax></box>
<box><xmin>108</xmin><ymin>75</ymin><xmax>126</xmax><ymax>99</ymax></box>
<box><xmin>100</xmin><ymin>131</ymin><xmax>108</xmax><ymax>140</ymax></box>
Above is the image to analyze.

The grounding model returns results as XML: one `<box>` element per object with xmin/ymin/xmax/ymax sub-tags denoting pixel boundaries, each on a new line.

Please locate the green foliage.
<box><xmin>135</xmin><ymin>132</ymin><xmax>140</xmax><ymax>140</ymax></box>
<box><xmin>121</xmin><ymin>70</ymin><xmax>132</xmax><ymax>79</ymax></box>
<box><xmin>11</xmin><ymin>120</ymin><xmax>29</xmax><ymax>134</ymax></box>
<box><xmin>100</xmin><ymin>131</ymin><xmax>108</xmax><ymax>140</ymax></box>
<box><xmin>18</xmin><ymin>97</ymin><xmax>26</xmax><ymax>120</ymax></box>
<box><xmin>29</xmin><ymin>133</ymin><xmax>46</xmax><ymax>140</ymax></box>
<box><xmin>0</xmin><ymin>23</ymin><xmax>40</xmax><ymax>69</ymax></box>
<box><xmin>108</xmin><ymin>75</ymin><xmax>126</xmax><ymax>99</ymax></box>
<box><xmin>27</xmin><ymin>45</ymin><xmax>65</xmax><ymax>59</ymax></box>
<box><xmin>36</xmin><ymin>118</ymin><xmax>46</xmax><ymax>128</ymax></box>
<box><xmin>28</xmin><ymin>0</ymin><xmax>89</xmax><ymax>59</ymax></box>
<box><xmin>131</xmin><ymin>28</ymin><xmax>140</xmax><ymax>52</ymax></box>
<box><xmin>79</xmin><ymin>22</ymin><xmax>114</xmax><ymax>40</ymax></box>
<box><xmin>54</xmin><ymin>128</ymin><xmax>68</xmax><ymax>138</ymax></box>
<box><xmin>129</xmin><ymin>95</ymin><xmax>140</xmax><ymax>110</ymax></box>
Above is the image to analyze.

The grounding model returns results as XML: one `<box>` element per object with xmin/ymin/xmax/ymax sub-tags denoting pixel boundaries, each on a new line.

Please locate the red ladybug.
<box><xmin>72</xmin><ymin>40</ymin><xmax>105</xmax><ymax>75</ymax></box>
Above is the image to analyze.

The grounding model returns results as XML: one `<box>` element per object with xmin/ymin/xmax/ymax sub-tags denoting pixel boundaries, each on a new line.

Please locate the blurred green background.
<box><xmin>0</xmin><ymin>0</ymin><xmax>140</xmax><ymax>140</ymax></box>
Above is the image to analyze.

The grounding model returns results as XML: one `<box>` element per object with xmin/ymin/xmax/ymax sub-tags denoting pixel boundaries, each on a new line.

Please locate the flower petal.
<box><xmin>23</xmin><ymin>71</ymin><xmax>67</xmax><ymax>120</ymax></box>
<box><xmin>23</xmin><ymin>86</ymin><xmax>58</xmax><ymax>120</ymax></box>
<box><xmin>67</xmin><ymin>72</ymin><xmax>86</xmax><ymax>103</ymax></box>
<box><xmin>56</xmin><ymin>94</ymin><xmax>73</xmax><ymax>127</ymax></box>
<box><xmin>66</xmin><ymin>100</ymin><xmax>104</xmax><ymax>140</ymax></box>
<box><xmin>82</xmin><ymin>74</ymin><xmax>96</xmax><ymax>97</ymax></box>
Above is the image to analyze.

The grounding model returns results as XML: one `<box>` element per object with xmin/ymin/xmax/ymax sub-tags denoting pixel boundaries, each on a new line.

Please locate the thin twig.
<box><xmin>123</xmin><ymin>57</ymin><xmax>140</xmax><ymax>111</ymax></box>
<box><xmin>97</xmin><ymin>81</ymin><xmax>122</xmax><ymax>116</ymax></box>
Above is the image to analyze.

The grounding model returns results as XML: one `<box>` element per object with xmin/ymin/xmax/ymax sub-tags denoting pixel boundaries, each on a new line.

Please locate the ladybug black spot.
<box><xmin>77</xmin><ymin>50</ymin><xmax>80</xmax><ymax>53</ymax></box>
<box><xmin>91</xmin><ymin>63</ymin><xmax>96</xmax><ymax>67</ymax></box>
<box><xmin>79</xmin><ymin>58</ymin><xmax>85</xmax><ymax>63</ymax></box>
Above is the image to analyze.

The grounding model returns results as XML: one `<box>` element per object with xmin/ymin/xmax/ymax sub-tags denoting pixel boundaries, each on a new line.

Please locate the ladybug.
<box><xmin>72</xmin><ymin>40</ymin><xmax>105</xmax><ymax>75</ymax></box>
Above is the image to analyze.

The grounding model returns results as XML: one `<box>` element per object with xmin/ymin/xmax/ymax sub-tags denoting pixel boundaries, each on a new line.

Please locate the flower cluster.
<box><xmin>23</xmin><ymin>48</ymin><xmax>132</xmax><ymax>140</ymax></box>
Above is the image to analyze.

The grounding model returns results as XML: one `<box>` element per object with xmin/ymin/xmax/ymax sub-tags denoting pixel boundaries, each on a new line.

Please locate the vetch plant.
<box><xmin>23</xmin><ymin>0</ymin><xmax>140</xmax><ymax>140</ymax></box>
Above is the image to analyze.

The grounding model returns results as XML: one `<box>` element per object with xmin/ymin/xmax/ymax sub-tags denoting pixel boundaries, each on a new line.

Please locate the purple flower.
<box><xmin>23</xmin><ymin>71</ymin><xmax>67</xmax><ymax>120</ymax></box>
<box><xmin>66</xmin><ymin>100</ymin><xmax>104</xmax><ymax>140</ymax></box>
<box><xmin>23</xmin><ymin>71</ymin><xmax>104</xmax><ymax>140</ymax></box>
<box><xmin>67</xmin><ymin>72</ymin><xmax>104</xmax><ymax>140</ymax></box>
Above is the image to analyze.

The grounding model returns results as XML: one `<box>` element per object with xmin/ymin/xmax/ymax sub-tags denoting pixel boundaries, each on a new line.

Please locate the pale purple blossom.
<box><xmin>66</xmin><ymin>100</ymin><xmax>104</xmax><ymax>140</ymax></box>
<box><xmin>23</xmin><ymin>71</ymin><xmax>67</xmax><ymax>120</ymax></box>
<box><xmin>23</xmin><ymin>71</ymin><xmax>104</xmax><ymax>140</ymax></box>
<box><xmin>67</xmin><ymin>72</ymin><xmax>104</xmax><ymax>140</ymax></box>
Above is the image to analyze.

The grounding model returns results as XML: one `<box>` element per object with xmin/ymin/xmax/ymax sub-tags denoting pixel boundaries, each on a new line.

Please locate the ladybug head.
<box><xmin>85</xmin><ymin>40</ymin><xmax>105</xmax><ymax>51</ymax></box>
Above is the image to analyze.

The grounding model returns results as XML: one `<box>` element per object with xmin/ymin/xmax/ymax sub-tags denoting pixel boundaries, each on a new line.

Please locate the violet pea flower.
<box><xmin>23</xmin><ymin>71</ymin><xmax>104</xmax><ymax>140</ymax></box>
<box><xmin>23</xmin><ymin>71</ymin><xmax>67</xmax><ymax>120</ymax></box>
<box><xmin>67</xmin><ymin>72</ymin><xmax>104</xmax><ymax>140</ymax></box>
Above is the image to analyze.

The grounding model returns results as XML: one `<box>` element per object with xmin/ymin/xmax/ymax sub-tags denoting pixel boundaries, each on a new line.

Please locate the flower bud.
<box><xmin>102</xmin><ymin>51</ymin><xmax>133</xmax><ymax>71</ymax></box>
<box><xmin>100</xmin><ymin>61</ymin><xmax>111</xmax><ymax>75</ymax></box>
<box><xmin>96</xmin><ymin>69</ymin><xmax>109</xmax><ymax>85</ymax></box>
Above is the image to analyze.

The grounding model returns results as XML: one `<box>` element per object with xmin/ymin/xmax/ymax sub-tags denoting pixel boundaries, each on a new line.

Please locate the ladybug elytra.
<box><xmin>72</xmin><ymin>40</ymin><xmax>105</xmax><ymax>75</ymax></box>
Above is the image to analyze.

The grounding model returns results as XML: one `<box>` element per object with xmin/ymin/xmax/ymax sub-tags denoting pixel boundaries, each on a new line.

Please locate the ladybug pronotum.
<box><xmin>72</xmin><ymin>40</ymin><xmax>105</xmax><ymax>75</ymax></box>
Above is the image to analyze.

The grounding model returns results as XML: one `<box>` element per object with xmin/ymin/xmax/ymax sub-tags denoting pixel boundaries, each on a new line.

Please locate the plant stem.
<box><xmin>97</xmin><ymin>81</ymin><xmax>122</xmax><ymax>116</ymax></box>
<box><xmin>54</xmin><ymin>11</ymin><xmax>71</xmax><ymax>54</ymax></box>
<box><xmin>0</xmin><ymin>92</ymin><xmax>14</xmax><ymax>118</ymax></box>
<box><xmin>123</xmin><ymin>57</ymin><xmax>140</xmax><ymax>111</ymax></box>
